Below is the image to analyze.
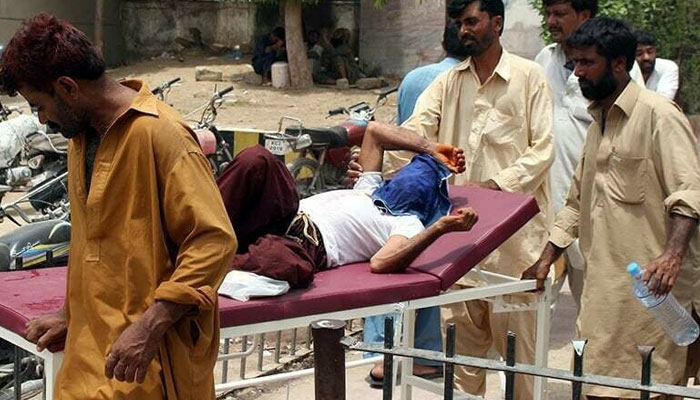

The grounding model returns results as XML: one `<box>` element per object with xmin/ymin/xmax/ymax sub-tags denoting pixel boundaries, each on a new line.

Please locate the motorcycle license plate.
<box><xmin>265</xmin><ymin>139</ymin><xmax>290</xmax><ymax>156</ymax></box>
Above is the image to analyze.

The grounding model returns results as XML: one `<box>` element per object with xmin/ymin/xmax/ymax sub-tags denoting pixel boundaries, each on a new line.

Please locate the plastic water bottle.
<box><xmin>627</xmin><ymin>262</ymin><xmax>699</xmax><ymax>346</ymax></box>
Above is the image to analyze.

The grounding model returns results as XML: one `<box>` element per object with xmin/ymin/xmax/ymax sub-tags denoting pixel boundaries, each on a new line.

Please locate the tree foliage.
<box><xmin>528</xmin><ymin>0</ymin><xmax>700</xmax><ymax>114</ymax></box>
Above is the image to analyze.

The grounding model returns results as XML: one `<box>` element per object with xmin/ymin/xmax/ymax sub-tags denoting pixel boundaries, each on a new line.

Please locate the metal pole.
<box><xmin>572</xmin><ymin>339</ymin><xmax>587</xmax><ymax>400</ymax></box>
<box><xmin>14</xmin><ymin>346</ymin><xmax>20</xmax><ymax>400</ymax></box>
<box><xmin>306</xmin><ymin>326</ymin><xmax>312</xmax><ymax>350</ymax></box>
<box><xmin>382</xmin><ymin>316</ymin><xmax>394</xmax><ymax>400</ymax></box>
<box><xmin>257</xmin><ymin>333</ymin><xmax>264</xmax><ymax>371</ymax></box>
<box><xmin>291</xmin><ymin>328</ymin><xmax>298</xmax><ymax>356</ymax></box>
<box><xmin>311</xmin><ymin>319</ymin><xmax>346</xmax><ymax>400</ymax></box>
<box><xmin>275</xmin><ymin>331</ymin><xmax>282</xmax><ymax>363</ymax></box>
<box><xmin>222</xmin><ymin>338</ymin><xmax>230</xmax><ymax>383</ymax></box>
<box><xmin>240</xmin><ymin>335</ymin><xmax>248</xmax><ymax>379</ymax></box>
<box><xmin>505</xmin><ymin>331</ymin><xmax>517</xmax><ymax>400</ymax></box>
<box><xmin>444</xmin><ymin>323</ymin><xmax>456</xmax><ymax>400</ymax></box>
<box><xmin>638</xmin><ymin>346</ymin><xmax>654</xmax><ymax>400</ymax></box>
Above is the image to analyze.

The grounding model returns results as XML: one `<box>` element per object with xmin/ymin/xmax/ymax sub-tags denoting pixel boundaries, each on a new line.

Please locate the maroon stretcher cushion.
<box><xmin>406</xmin><ymin>185</ymin><xmax>540</xmax><ymax>290</ymax></box>
<box><xmin>221</xmin><ymin>263</ymin><xmax>440</xmax><ymax>327</ymax></box>
<box><xmin>0</xmin><ymin>267</ymin><xmax>66</xmax><ymax>351</ymax></box>
<box><xmin>0</xmin><ymin>186</ymin><xmax>537</xmax><ymax>351</ymax></box>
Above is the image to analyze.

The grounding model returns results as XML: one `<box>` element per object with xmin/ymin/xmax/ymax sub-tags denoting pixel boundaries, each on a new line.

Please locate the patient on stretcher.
<box><xmin>216</xmin><ymin>122</ymin><xmax>479</xmax><ymax>287</ymax></box>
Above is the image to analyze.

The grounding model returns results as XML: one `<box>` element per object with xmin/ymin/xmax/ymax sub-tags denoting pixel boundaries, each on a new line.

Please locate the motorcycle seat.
<box><xmin>284</xmin><ymin>125</ymin><xmax>348</xmax><ymax>148</ymax></box>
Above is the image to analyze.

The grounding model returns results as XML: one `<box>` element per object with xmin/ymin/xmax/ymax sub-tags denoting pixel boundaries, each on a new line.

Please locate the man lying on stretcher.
<box><xmin>216</xmin><ymin>122</ymin><xmax>479</xmax><ymax>287</ymax></box>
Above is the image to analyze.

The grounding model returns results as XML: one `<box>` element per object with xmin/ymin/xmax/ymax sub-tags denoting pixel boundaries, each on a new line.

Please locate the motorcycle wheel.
<box><xmin>289</xmin><ymin>157</ymin><xmax>323</xmax><ymax>198</ymax></box>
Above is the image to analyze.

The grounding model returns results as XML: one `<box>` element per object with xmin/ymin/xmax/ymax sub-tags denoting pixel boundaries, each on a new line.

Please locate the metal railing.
<box><xmin>311</xmin><ymin>317</ymin><xmax>700</xmax><ymax>400</ymax></box>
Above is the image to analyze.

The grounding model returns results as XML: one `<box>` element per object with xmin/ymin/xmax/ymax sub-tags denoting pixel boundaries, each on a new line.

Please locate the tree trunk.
<box><xmin>284</xmin><ymin>0</ymin><xmax>313</xmax><ymax>88</ymax></box>
<box><xmin>94</xmin><ymin>0</ymin><xmax>104</xmax><ymax>51</ymax></box>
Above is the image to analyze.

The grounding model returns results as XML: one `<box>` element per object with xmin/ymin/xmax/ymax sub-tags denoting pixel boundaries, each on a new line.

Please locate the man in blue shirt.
<box><xmin>364</xmin><ymin>19</ymin><xmax>469</xmax><ymax>387</ymax></box>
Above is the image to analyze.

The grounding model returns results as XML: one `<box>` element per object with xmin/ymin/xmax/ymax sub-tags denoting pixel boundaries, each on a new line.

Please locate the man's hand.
<box><xmin>105</xmin><ymin>320</ymin><xmax>160</xmax><ymax>384</ymax></box>
<box><xmin>25</xmin><ymin>311</ymin><xmax>67</xmax><ymax>352</ymax></box>
<box><xmin>643</xmin><ymin>252</ymin><xmax>683</xmax><ymax>296</ymax></box>
<box><xmin>521</xmin><ymin>260</ymin><xmax>552</xmax><ymax>293</ymax></box>
<box><xmin>343</xmin><ymin>151</ymin><xmax>363</xmax><ymax>188</ymax></box>
<box><xmin>521</xmin><ymin>242</ymin><xmax>565</xmax><ymax>292</ymax></box>
<box><xmin>430</xmin><ymin>144</ymin><xmax>465</xmax><ymax>173</ymax></box>
<box><xmin>437</xmin><ymin>208</ymin><xmax>478</xmax><ymax>232</ymax></box>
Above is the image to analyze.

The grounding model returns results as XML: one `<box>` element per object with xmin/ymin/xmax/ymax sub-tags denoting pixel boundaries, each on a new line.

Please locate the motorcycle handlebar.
<box><xmin>328</xmin><ymin>107</ymin><xmax>346</xmax><ymax>116</ymax></box>
<box><xmin>168</xmin><ymin>77</ymin><xmax>182</xmax><ymax>86</ymax></box>
<box><xmin>216</xmin><ymin>86</ymin><xmax>234</xmax><ymax>98</ymax></box>
<box><xmin>378</xmin><ymin>86</ymin><xmax>398</xmax><ymax>100</ymax></box>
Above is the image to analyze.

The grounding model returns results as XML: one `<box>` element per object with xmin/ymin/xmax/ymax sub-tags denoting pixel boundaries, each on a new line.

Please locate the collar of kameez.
<box><xmin>455</xmin><ymin>48</ymin><xmax>511</xmax><ymax>83</ymax></box>
<box><xmin>588</xmin><ymin>79</ymin><xmax>640</xmax><ymax>119</ymax></box>
<box><xmin>120</xmin><ymin>79</ymin><xmax>160</xmax><ymax>118</ymax></box>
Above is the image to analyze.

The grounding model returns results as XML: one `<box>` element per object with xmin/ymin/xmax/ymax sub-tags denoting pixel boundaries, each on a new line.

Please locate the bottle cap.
<box><xmin>627</xmin><ymin>262</ymin><xmax>641</xmax><ymax>276</ymax></box>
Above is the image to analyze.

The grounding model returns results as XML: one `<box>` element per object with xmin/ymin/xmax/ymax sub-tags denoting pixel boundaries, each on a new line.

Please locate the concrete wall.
<box><xmin>359</xmin><ymin>0</ymin><xmax>544</xmax><ymax>77</ymax></box>
<box><xmin>121</xmin><ymin>1</ymin><xmax>256</xmax><ymax>60</ymax></box>
<box><xmin>0</xmin><ymin>0</ymin><xmax>124</xmax><ymax>65</ymax></box>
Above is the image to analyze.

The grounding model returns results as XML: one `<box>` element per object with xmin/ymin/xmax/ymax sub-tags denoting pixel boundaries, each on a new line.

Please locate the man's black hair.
<box><xmin>272</xmin><ymin>27</ymin><xmax>286</xmax><ymax>41</ymax></box>
<box><xmin>566</xmin><ymin>17</ymin><xmax>637</xmax><ymax>71</ymax></box>
<box><xmin>634</xmin><ymin>29</ymin><xmax>656</xmax><ymax>47</ymax></box>
<box><xmin>542</xmin><ymin>0</ymin><xmax>598</xmax><ymax>17</ymax></box>
<box><xmin>443</xmin><ymin>20</ymin><xmax>469</xmax><ymax>59</ymax></box>
<box><xmin>447</xmin><ymin>0</ymin><xmax>505</xmax><ymax>34</ymax></box>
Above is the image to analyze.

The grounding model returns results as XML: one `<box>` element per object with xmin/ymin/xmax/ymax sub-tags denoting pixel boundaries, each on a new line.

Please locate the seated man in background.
<box><xmin>315</xmin><ymin>28</ymin><xmax>364</xmax><ymax>84</ymax></box>
<box><xmin>216</xmin><ymin>122</ymin><xmax>478</xmax><ymax>287</ymax></box>
<box><xmin>635</xmin><ymin>29</ymin><xmax>679</xmax><ymax>100</ymax></box>
<box><xmin>252</xmin><ymin>27</ymin><xmax>286</xmax><ymax>85</ymax></box>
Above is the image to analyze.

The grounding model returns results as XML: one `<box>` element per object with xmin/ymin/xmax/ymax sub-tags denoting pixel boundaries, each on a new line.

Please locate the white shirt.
<box><xmin>299</xmin><ymin>173</ymin><xmax>425</xmax><ymax>267</ymax></box>
<box><xmin>644</xmin><ymin>57</ymin><xmax>679</xmax><ymax>100</ymax></box>
<box><xmin>534</xmin><ymin>43</ymin><xmax>646</xmax><ymax>269</ymax></box>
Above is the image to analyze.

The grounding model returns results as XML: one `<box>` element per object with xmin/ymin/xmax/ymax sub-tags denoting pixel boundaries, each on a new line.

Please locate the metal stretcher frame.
<box><xmin>0</xmin><ymin>269</ymin><xmax>550</xmax><ymax>400</ymax></box>
<box><xmin>214</xmin><ymin>269</ymin><xmax>552</xmax><ymax>400</ymax></box>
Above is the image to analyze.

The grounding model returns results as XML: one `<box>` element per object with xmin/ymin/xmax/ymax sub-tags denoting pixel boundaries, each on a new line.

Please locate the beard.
<box><xmin>460</xmin><ymin>30</ymin><xmax>495</xmax><ymax>58</ymax></box>
<box><xmin>640</xmin><ymin>58</ymin><xmax>656</xmax><ymax>75</ymax></box>
<box><xmin>579</xmin><ymin>65</ymin><xmax>618</xmax><ymax>101</ymax></box>
<box><xmin>52</xmin><ymin>94</ymin><xmax>89</xmax><ymax>139</ymax></box>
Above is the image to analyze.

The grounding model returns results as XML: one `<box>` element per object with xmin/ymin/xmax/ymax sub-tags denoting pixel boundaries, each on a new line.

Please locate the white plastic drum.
<box><xmin>271</xmin><ymin>62</ymin><xmax>290</xmax><ymax>89</ymax></box>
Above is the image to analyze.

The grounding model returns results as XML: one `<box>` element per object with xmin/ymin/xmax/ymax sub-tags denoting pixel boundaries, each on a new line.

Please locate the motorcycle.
<box><xmin>263</xmin><ymin>86</ymin><xmax>398</xmax><ymax>198</ymax></box>
<box><xmin>0</xmin><ymin>107</ymin><xmax>68</xmax><ymax>208</ymax></box>
<box><xmin>184</xmin><ymin>86</ymin><xmax>235</xmax><ymax>176</ymax></box>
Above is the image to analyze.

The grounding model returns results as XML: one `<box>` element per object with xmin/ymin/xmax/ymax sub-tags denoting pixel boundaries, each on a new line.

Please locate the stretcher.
<box><xmin>0</xmin><ymin>186</ymin><xmax>552</xmax><ymax>399</ymax></box>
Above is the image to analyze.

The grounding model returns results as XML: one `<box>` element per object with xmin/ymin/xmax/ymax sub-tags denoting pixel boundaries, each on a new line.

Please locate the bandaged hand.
<box><xmin>430</xmin><ymin>144</ymin><xmax>465</xmax><ymax>173</ymax></box>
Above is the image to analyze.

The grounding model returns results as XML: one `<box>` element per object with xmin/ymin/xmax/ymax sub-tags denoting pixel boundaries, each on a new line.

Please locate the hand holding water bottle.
<box><xmin>628</xmin><ymin>262</ymin><xmax>699</xmax><ymax>346</ymax></box>
<box><xmin>641</xmin><ymin>250</ymin><xmax>683</xmax><ymax>296</ymax></box>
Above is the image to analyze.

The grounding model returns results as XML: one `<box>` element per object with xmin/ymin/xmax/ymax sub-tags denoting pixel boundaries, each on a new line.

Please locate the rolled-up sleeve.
<box><xmin>491</xmin><ymin>73</ymin><xmax>554</xmax><ymax>194</ymax></box>
<box><xmin>652</xmin><ymin>102</ymin><xmax>700</xmax><ymax>219</ymax></box>
<box><xmin>154</xmin><ymin>150</ymin><xmax>237</xmax><ymax>311</ymax></box>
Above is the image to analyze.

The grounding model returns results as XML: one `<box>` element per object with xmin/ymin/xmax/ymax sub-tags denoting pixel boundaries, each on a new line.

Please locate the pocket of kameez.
<box><xmin>606</xmin><ymin>151</ymin><xmax>647</xmax><ymax>204</ymax></box>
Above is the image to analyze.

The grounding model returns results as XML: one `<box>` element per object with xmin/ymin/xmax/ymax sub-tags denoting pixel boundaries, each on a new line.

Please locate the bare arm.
<box><xmin>643</xmin><ymin>213</ymin><xmax>698</xmax><ymax>295</ymax></box>
<box><xmin>370</xmin><ymin>208</ymin><xmax>478</xmax><ymax>273</ymax></box>
<box><xmin>358</xmin><ymin>121</ymin><xmax>465</xmax><ymax>174</ymax></box>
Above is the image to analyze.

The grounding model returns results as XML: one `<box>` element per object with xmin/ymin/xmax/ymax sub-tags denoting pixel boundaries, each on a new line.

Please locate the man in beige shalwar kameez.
<box><xmin>523</xmin><ymin>17</ymin><xmax>700</xmax><ymax>399</ymax></box>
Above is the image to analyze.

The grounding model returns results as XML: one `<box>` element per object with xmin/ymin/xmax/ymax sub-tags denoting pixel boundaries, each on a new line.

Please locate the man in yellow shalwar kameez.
<box><xmin>0</xmin><ymin>14</ymin><xmax>237</xmax><ymax>399</ymax></box>
<box><xmin>523</xmin><ymin>17</ymin><xmax>700</xmax><ymax>399</ymax></box>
